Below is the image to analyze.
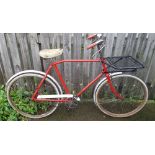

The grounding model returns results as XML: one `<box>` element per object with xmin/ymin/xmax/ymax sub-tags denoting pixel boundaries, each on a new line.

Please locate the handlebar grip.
<box><xmin>87</xmin><ymin>34</ymin><xmax>97</xmax><ymax>40</ymax></box>
<box><xmin>86</xmin><ymin>42</ymin><xmax>97</xmax><ymax>50</ymax></box>
<box><xmin>86</xmin><ymin>40</ymin><xmax>104</xmax><ymax>50</ymax></box>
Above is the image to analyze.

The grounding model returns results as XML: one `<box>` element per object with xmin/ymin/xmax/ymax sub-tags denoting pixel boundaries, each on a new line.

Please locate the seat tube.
<box><xmin>53</xmin><ymin>64</ymin><xmax>70</xmax><ymax>94</ymax></box>
<box><xmin>31</xmin><ymin>65</ymin><xmax>53</xmax><ymax>100</ymax></box>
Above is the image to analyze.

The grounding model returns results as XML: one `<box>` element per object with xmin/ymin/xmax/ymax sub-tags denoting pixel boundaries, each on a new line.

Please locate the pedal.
<box><xmin>64</xmin><ymin>95</ymin><xmax>80</xmax><ymax>109</ymax></box>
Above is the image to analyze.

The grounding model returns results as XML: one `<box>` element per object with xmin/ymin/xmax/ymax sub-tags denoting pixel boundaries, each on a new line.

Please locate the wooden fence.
<box><xmin>0</xmin><ymin>33</ymin><xmax>155</xmax><ymax>98</ymax></box>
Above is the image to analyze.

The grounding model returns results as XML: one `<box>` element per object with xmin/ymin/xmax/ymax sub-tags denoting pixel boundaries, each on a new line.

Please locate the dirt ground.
<box><xmin>39</xmin><ymin>100</ymin><xmax>155</xmax><ymax>121</ymax></box>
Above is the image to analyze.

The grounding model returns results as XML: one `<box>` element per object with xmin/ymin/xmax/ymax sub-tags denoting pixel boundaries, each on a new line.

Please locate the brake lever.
<box><xmin>92</xmin><ymin>45</ymin><xmax>105</xmax><ymax>58</ymax></box>
<box><xmin>92</xmin><ymin>38</ymin><xmax>98</xmax><ymax>43</ymax></box>
<box><xmin>92</xmin><ymin>34</ymin><xmax>102</xmax><ymax>43</ymax></box>
<box><xmin>97</xmin><ymin>34</ymin><xmax>102</xmax><ymax>38</ymax></box>
<box><xmin>92</xmin><ymin>50</ymin><xmax>100</xmax><ymax>58</ymax></box>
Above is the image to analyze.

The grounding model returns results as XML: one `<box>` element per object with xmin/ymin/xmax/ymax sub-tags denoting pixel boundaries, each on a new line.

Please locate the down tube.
<box><xmin>77</xmin><ymin>72</ymin><xmax>103</xmax><ymax>97</ymax></box>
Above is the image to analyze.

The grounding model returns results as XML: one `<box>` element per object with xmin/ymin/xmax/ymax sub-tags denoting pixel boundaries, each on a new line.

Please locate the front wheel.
<box><xmin>6</xmin><ymin>72</ymin><xmax>60</xmax><ymax>119</ymax></box>
<box><xmin>94</xmin><ymin>74</ymin><xmax>148</xmax><ymax>117</ymax></box>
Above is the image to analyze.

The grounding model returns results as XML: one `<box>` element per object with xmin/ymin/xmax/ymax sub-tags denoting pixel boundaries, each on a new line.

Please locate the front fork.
<box><xmin>101</xmin><ymin>59</ymin><xmax>124</xmax><ymax>100</ymax></box>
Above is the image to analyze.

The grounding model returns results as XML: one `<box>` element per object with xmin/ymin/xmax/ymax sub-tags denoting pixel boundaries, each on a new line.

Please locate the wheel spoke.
<box><xmin>95</xmin><ymin>74</ymin><xmax>148</xmax><ymax>117</ymax></box>
<box><xmin>7</xmin><ymin>72</ymin><xmax>59</xmax><ymax>119</ymax></box>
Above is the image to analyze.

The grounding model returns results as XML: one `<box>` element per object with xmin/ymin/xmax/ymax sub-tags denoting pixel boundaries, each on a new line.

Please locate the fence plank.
<box><xmin>133</xmin><ymin>34</ymin><xmax>149</xmax><ymax>80</ymax></box>
<box><xmin>39</xmin><ymin>33</ymin><xmax>50</xmax><ymax>49</ymax></box>
<box><xmin>27</xmin><ymin>33</ymin><xmax>41</xmax><ymax>71</ymax></box>
<box><xmin>146</xmin><ymin>46</ymin><xmax>155</xmax><ymax>85</ymax></box>
<box><xmin>48</xmin><ymin>33</ymin><xmax>54</xmax><ymax>48</ymax></box>
<box><xmin>39</xmin><ymin>33</ymin><xmax>51</xmax><ymax>71</ymax></box>
<box><xmin>83</xmin><ymin>34</ymin><xmax>92</xmax><ymax>85</ymax></box>
<box><xmin>48</xmin><ymin>33</ymin><xmax>64</xmax><ymax>80</ymax></box>
<box><xmin>0</xmin><ymin>53</ymin><xmax>5</xmax><ymax>83</ymax></box>
<box><xmin>140</xmin><ymin>33</ymin><xmax>155</xmax><ymax>82</ymax></box>
<box><xmin>16</xmin><ymin>33</ymin><xmax>32</xmax><ymax>69</ymax></box>
<box><xmin>133</xmin><ymin>33</ymin><xmax>146</xmax><ymax>59</ymax></box>
<box><xmin>0</xmin><ymin>62</ymin><xmax>4</xmax><ymax>84</ymax></box>
<box><xmin>63</xmin><ymin>33</ymin><xmax>72</xmax><ymax>91</ymax></box>
<box><xmin>123</xmin><ymin>33</ymin><xmax>136</xmax><ymax>56</ymax></box>
<box><xmin>0</xmin><ymin>33</ymin><xmax>13</xmax><ymax>80</ymax></box>
<box><xmin>5</xmin><ymin>33</ymin><xmax>22</xmax><ymax>74</ymax></box>
<box><xmin>113</xmin><ymin>33</ymin><xmax>127</xmax><ymax>56</ymax></box>
<box><xmin>0</xmin><ymin>33</ymin><xmax>155</xmax><ymax>98</ymax></box>
<box><xmin>72</xmin><ymin>33</ymin><xmax>82</xmax><ymax>92</ymax></box>
<box><xmin>91</xmin><ymin>45</ymin><xmax>101</xmax><ymax>81</ymax></box>
<box><xmin>143</xmin><ymin>34</ymin><xmax>155</xmax><ymax>83</ymax></box>
<box><xmin>145</xmin><ymin>36</ymin><xmax>155</xmax><ymax>85</ymax></box>
<box><xmin>55</xmin><ymin>33</ymin><xmax>64</xmax><ymax>75</ymax></box>
<box><xmin>136</xmin><ymin>33</ymin><xmax>148</xmax><ymax>60</ymax></box>
<box><xmin>143</xmin><ymin>33</ymin><xmax>155</xmax><ymax>62</ymax></box>
<box><xmin>104</xmin><ymin>33</ymin><xmax>115</xmax><ymax>57</ymax></box>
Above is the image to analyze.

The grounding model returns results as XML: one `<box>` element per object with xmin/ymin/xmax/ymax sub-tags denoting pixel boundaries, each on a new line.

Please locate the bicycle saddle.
<box><xmin>39</xmin><ymin>49</ymin><xmax>63</xmax><ymax>59</ymax></box>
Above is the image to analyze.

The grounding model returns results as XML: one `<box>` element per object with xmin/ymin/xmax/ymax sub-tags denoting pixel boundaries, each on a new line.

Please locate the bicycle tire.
<box><xmin>94</xmin><ymin>74</ymin><xmax>148</xmax><ymax>117</ymax></box>
<box><xmin>6</xmin><ymin>71</ymin><xmax>61</xmax><ymax>119</ymax></box>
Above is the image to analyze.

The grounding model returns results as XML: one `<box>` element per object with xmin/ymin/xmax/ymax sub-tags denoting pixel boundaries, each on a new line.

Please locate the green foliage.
<box><xmin>82</xmin><ymin>88</ymin><xmax>92</xmax><ymax>99</ymax></box>
<box><xmin>0</xmin><ymin>85</ymin><xmax>54</xmax><ymax>121</ymax></box>
<box><xmin>10</xmin><ymin>87</ymin><xmax>52</xmax><ymax>115</ymax></box>
<box><xmin>0</xmin><ymin>85</ymin><xmax>27</xmax><ymax>121</ymax></box>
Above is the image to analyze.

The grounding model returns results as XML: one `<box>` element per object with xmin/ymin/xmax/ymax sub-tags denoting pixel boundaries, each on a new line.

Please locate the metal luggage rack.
<box><xmin>104</xmin><ymin>56</ymin><xmax>144</xmax><ymax>73</ymax></box>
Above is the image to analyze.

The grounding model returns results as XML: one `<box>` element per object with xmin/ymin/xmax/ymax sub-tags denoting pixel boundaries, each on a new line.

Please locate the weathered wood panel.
<box><xmin>63</xmin><ymin>34</ymin><xmax>72</xmax><ymax>90</ymax></box>
<box><xmin>16</xmin><ymin>33</ymin><xmax>32</xmax><ymax>69</ymax></box>
<box><xmin>113</xmin><ymin>33</ymin><xmax>126</xmax><ymax>56</ymax></box>
<box><xmin>143</xmin><ymin>34</ymin><xmax>155</xmax><ymax>83</ymax></box>
<box><xmin>72</xmin><ymin>33</ymin><xmax>82</xmax><ymax>92</ymax></box>
<box><xmin>27</xmin><ymin>33</ymin><xmax>42</xmax><ymax>71</ymax></box>
<box><xmin>5</xmin><ymin>33</ymin><xmax>22</xmax><ymax>73</ymax></box>
<box><xmin>83</xmin><ymin>34</ymin><xmax>92</xmax><ymax>85</ymax></box>
<box><xmin>0</xmin><ymin>33</ymin><xmax>155</xmax><ymax>98</ymax></box>
<box><xmin>0</xmin><ymin>61</ymin><xmax>4</xmax><ymax>84</ymax></box>
<box><xmin>104</xmin><ymin>33</ymin><xmax>115</xmax><ymax>57</ymax></box>
<box><xmin>0</xmin><ymin>33</ymin><xmax>13</xmax><ymax>80</ymax></box>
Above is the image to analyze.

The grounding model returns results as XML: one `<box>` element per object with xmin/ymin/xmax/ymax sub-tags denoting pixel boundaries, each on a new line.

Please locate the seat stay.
<box><xmin>53</xmin><ymin>64</ymin><xmax>70</xmax><ymax>94</ymax></box>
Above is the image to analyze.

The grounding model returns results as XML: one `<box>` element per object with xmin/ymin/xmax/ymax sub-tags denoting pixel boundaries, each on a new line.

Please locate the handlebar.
<box><xmin>87</xmin><ymin>34</ymin><xmax>102</xmax><ymax>40</ymax></box>
<box><xmin>86</xmin><ymin>39</ymin><xmax>104</xmax><ymax>50</ymax></box>
<box><xmin>87</xmin><ymin>42</ymin><xmax>97</xmax><ymax>50</ymax></box>
<box><xmin>87</xmin><ymin>34</ymin><xmax>97</xmax><ymax>40</ymax></box>
<box><xmin>87</xmin><ymin>34</ymin><xmax>103</xmax><ymax>50</ymax></box>
<box><xmin>86</xmin><ymin>34</ymin><xmax>105</xmax><ymax>58</ymax></box>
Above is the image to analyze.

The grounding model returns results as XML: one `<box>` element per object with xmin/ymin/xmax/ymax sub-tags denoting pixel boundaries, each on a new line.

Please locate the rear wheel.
<box><xmin>94</xmin><ymin>74</ymin><xmax>148</xmax><ymax>117</ymax></box>
<box><xmin>6</xmin><ymin>72</ymin><xmax>60</xmax><ymax>119</ymax></box>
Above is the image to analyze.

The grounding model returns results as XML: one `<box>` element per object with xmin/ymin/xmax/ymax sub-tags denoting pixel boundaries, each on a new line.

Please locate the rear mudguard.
<box><xmin>5</xmin><ymin>70</ymin><xmax>63</xmax><ymax>95</ymax></box>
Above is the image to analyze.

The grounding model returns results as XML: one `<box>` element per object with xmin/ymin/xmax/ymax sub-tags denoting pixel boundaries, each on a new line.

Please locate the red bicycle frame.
<box><xmin>32</xmin><ymin>59</ymin><xmax>123</xmax><ymax>103</ymax></box>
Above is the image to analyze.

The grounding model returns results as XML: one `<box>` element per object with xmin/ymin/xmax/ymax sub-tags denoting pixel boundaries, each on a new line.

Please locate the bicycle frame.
<box><xmin>32</xmin><ymin>58</ymin><xmax>123</xmax><ymax>103</ymax></box>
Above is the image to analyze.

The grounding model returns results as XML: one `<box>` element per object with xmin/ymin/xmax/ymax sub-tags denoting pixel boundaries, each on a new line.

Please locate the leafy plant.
<box><xmin>0</xmin><ymin>85</ymin><xmax>27</xmax><ymax>121</ymax></box>
<box><xmin>0</xmin><ymin>80</ymin><xmax>59</xmax><ymax>121</ymax></box>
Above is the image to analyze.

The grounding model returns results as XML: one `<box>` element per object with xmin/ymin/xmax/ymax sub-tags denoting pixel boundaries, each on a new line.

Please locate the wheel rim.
<box><xmin>7</xmin><ymin>74</ymin><xmax>59</xmax><ymax>119</ymax></box>
<box><xmin>95</xmin><ymin>75</ymin><xmax>148</xmax><ymax>117</ymax></box>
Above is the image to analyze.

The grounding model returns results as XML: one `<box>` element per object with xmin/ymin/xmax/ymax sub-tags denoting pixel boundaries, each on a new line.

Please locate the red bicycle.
<box><xmin>6</xmin><ymin>34</ymin><xmax>148</xmax><ymax>119</ymax></box>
